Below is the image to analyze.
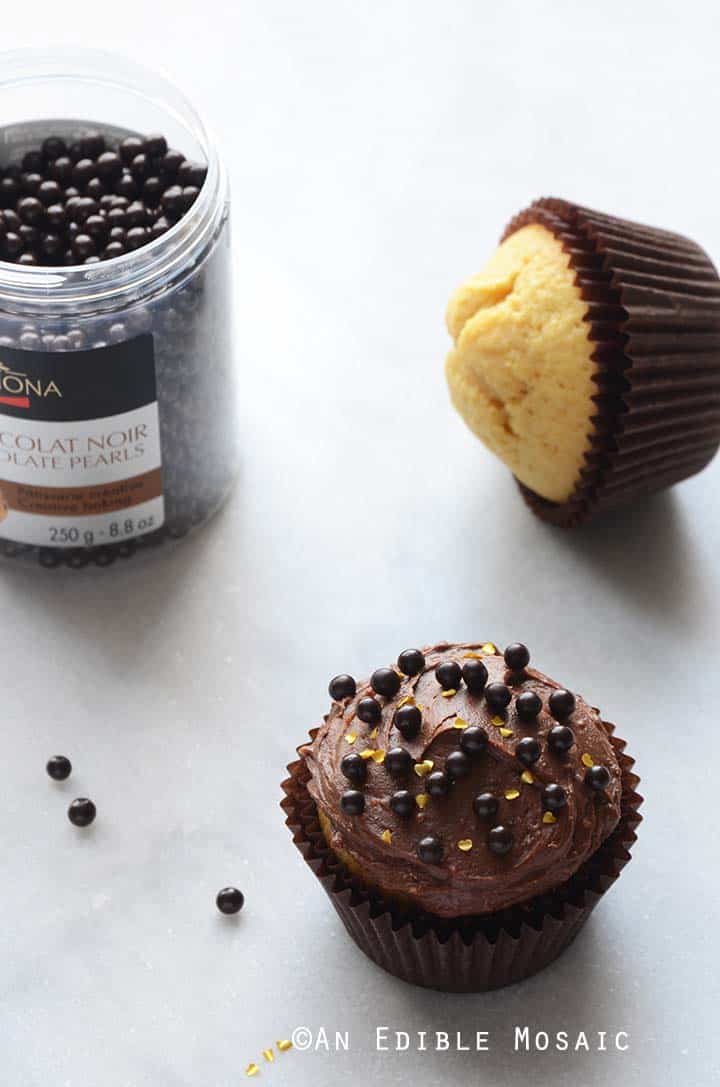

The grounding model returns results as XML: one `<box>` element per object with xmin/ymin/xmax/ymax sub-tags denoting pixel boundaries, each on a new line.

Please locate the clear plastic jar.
<box><xmin>0</xmin><ymin>49</ymin><xmax>236</xmax><ymax>569</ymax></box>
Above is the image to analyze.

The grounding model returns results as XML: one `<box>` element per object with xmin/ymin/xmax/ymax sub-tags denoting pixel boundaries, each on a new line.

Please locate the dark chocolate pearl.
<box><xmin>182</xmin><ymin>185</ymin><xmax>200</xmax><ymax>210</ymax></box>
<box><xmin>462</xmin><ymin>658</ymin><xmax>488</xmax><ymax>694</ymax></box>
<box><xmin>328</xmin><ymin>674</ymin><xmax>356</xmax><ymax>701</ymax></box>
<box><xmin>50</xmin><ymin>156</ymin><xmax>73</xmax><ymax>183</ymax></box>
<box><xmin>107</xmin><ymin>207</ymin><xmax>128</xmax><ymax>229</ymax></box>
<box><xmin>120</xmin><ymin>136</ymin><xmax>144</xmax><ymax>164</ymax></box>
<box><xmin>445</xmin><ymin>750</ymin><xmax>471</xmax><ymax>781</ymax></box>
<box><xmin>143</xmin><ymin>176</ymin><xmax>163</xmax><ymax>204</ymax></box>
<box><xmin>41</xmin><ymin>136</ymin><xmax>67</xmax><ymax>161</ymax></box>
<box><xmin>216</xmin><ymin>887</ymin><xmax>244</xmax><ymax>915</ymax></box>
<box><xmin>103</xmin><ymin>241</ymin><xmax>126</xmax><ymax>260</ymax></box>
<box><xmin>131</xmin><ymin>153</ymin><xmax>150</xmax><ymax>180</ymax></box>
<box><xmin>126</xmin><ymin>226</ymin><xmax>148</xmax><ymax>250</ymax></box>
<box><xmin>144</xmin><ymin>133</ymin><xmax>168</xmax><ymax>159</ymax></box>
<box><xmin>162</xmin><ymin>184</ymin><xmax>184</xmax><ymax>217</ymax></box>
<box><xmin>515</xmin><ymin>737</ymin><xmax>541</xmax><ymax>766</ymax></box>
<box><xmin>4</xmin><ymin>209</ymin><xmax>20</xmax><ymax>231</ymax></box>
<box><xmin>150</xmin><ymin>216</ymin><xmax>170</xmax><ymax>240</ymax></box>
<box><xmin>68</xmin><ymin>142</ymin><xmax>83</xmax><ymax>162</ymax></box>
<box><xmin>485</xmin><ymin>682</ymin><xmax>512</xmax><ymax>711</ymax></box>
<box><xmin>549</xmin><ymin>689</ymin><xmax>575</xmax><ymax>720</ymax></box>
<box><xmin>371</xmin><ymin>667</ymin><xmax>401</xmax><ymax>698</ymax></box>
<box><xmin>116</xmin><ymin>173</ymin><xmax>138</xmax><ymax>199</ymax></box>
<box><xmin>80</xmin><ymin>133</ymin><xmax>105</xmax><ymax>159</ymax></box>
<box><xmin>435</xmin><ymin>660</ymin><xmax>462</xmax><ymax>690</ymax></box>
<box><xmin>17</xmin><ymin>196</ymin><xmax>44</xmax><ymax>224</ymax></box>
<box><xmin>97</xmin><ymin>151</ymin><xmax>123</xmax><ymax>182</ymax></box>
<box><xmin>22</xmin><ymin>150</ymin><xmax>43</xmax><ymax>172</ymax></box>
<box><xmin>516</xmin><ymin>690</ymin><xmax>542</xmax><ymax>722</ymax></box>
<box><xmin>72</xmin><ymin>234</ymin><xmax>96</xmax><ymax>259</ymax></box>
<box><xmin>488</xmin><ymin>825</ymin><xmax>514</xmax><ymax>855</ymax></box>
<box><xmin>178</xmin><ymin>160</ymin><xmax>207</xmax><ymax>187</ymax></box>
<box><xmin>46</xmin><ymin>755</ymin><xmax>72</xmax><ymax>781</ymax></box>
<box><xmin>426</xmin><ymin>770</ymin><xmax>450</xmax><ymax>797</ymax></box>
<box><xmin>385</xmin><ymin>747</ymin><xmax>413</xmax><ymax>777</ymax></box>
<box><xmin>84</xmin><ymin>256</ymin><xmax>100</xmax><ymax>265</ymax></box>
<box><xmin>125</xmin><ymin>200</ymin><xmax>147</xmax><ymax>227</ymax></box>
<box><xmin>21</xmin><ymin>172</ymin><xmax>43</xmax><ymax>194</ymax></box>
<box><xmin>19</xmin><ymin>224</ymin><xmax>40</xmax><ymax>249</ymax></box>
<box><xmin>38</xmin><ymin>179</ymin><xmax>62</xmax><ymax>206</ymax></box>
<box><xmin>0</xmin><ymin>177</ymin><xmax>20</xmax><ymax>204</ymax></box>
<box><xmin>72</xmin><ymin>158</ymin><xmax>96</xmax><ymax>189</ymax></box>
<box><xmin>459</xmin><ymin>725</ymin><xmax>488</xmax><ymax>756</ymax></box>
<box><xmin>68</xmin><ymin>798</ymin><xmax>96</xmax><ymax>827</ymax></box>
<box><xmin>389</xmin><ymin>790</ymin><xmax>414</xmax><ymax>817</ymax></box>
<box><xmin>17</xmin><ymin>252</ymin><xmax>37</xmax><ymax>266</ymax></box>
<box><xmin>160</xmin><ymin>149</ymin><xmax>184</xmax><ymax>176</ymax></box>
<box><xmin>341</xmin><ymin>752</ymin><xmax>367</xmax><ymax>784</ymax></box>
<box><xmin>84</xmin><ymin>215</ymin><xmax>108</xmax><ymax>240</ymax></box>
<box><xmin>473</xmin><ymin>792</ymin><xmax>499</xmax><ymax>820</ymax></box>
<box><xmin>394</xmin><ymin>704</ymin><xmax>421</xmax><ymax>739</ymax></box>
<box><xmin>542</xmin><ymin>783</ymin><xmax>567</xmax><ymax>811</ymax></box>
<box><xmin>356</xmin><ymin>696</ymin><xmax>382</xmax><ymax>724</ymax></box>
<box><xmin>397</xmin><ymin>648</ymin><xmax>425</xmax><ymax>677</ymax></box>
<box><xmin>548</xmin><ymin>724</ymin><xmax>575</xmax><ymax>754</ymax></box>
<box><xmin>40</xmin><ymin>233</ymin><xmax>63</xmax><ymax>259</ymax></box>
<box><xmin>417</xmin><ymin>836</ymin><xmax>443</xmax><ymax>864</ymax></box>
<box><xmin>46</xmin><ymin>203</ymin><xmax>66</xmax><ymax>228</ymax></box>
<box><xmin>585</xmin><ymin>764</ymin><xmax>611</xmax><ymax>791</ymax></box>
<box><xmin>340</xmin><ymin>789</ymin><xmax>365</xmax><ymax>816</ymax></box>
<box><xmin>74</xmin><ymin>197</ymin><xmax>99</xmax><ymax>224</ymax></box>
<box><xmin>20</xmin><ymin>331</ymin><xmax>41</xmax><ymax>349</ymax></box>
<box><xmin>504</xmin><ymin>643</ymin><xmax>530</xmax><ymax>672</ymax></box>
<box><xmin>86</xmin><ymin>177</ymin><xmax>105</xmax><ymax>200</ymax></box>
<box><xmin>109</xmin><ymin>226</ymin><xmax>127</xmax><ymax>243</ymax></box>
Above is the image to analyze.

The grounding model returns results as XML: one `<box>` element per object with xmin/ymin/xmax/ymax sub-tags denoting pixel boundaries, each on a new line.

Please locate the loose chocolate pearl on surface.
<box><xmin>426</xmin><ymin>770</ymin><xmax>450</xmax><ymax>797</ymax></box>
<box><xmin>462</xmin><ymin>658</ymin><xmax>488</xmax><ymax>694</ymax></box>
<box><xmin>516</xmin><ymin>690</ymin><xmax>542</xmax><ymax>721</ymax></box>
<box><xmin>417</xmin><ymin>836</ymin><xmax>443</xmax><ymax>865</ymax></box>
<box><xmin>371</xmin><ymin>667</ymin><xmax>402</xmax><ymax>698</ymax></box>
<box><xmin>394</xmin><ymin>704</ymin><xmax>421</xmax><ymax>739</ymax></box>
<box><xmin>68</xmin><ymin>798</ymin><xmax>96</xmax><ymax>827</ymax></box>
<box><xmin>542</xmin><ymin>783</ymin><xmax>567</xmax><ymax>811</ymax></box>
<box><xmin>216</xmin><ymin>887</ymin><xmax>244</xmax><ymax>915</ymax></box>
<box><xmin>341</xmin><ymin>752</ymin><xmax>367</xmax><ymax>784</ymax></box>
<box><xmin>435</xmin><ymin>660</ymin><xmax>462</xmax><ymax>690</ymax></box>
<box><xmin>473</xmin><ymin>792</ymin><xmax>499</xmax><ymax>820</ymax></box>
<box><xmin>488</xmin><ymin>825</ymin><xmax>514</xmax><ymax>855</ymax></box>
<box><xmin>585</xmin><ymin>764</ymin><xmax>611</xmax><ymax>791</ymax></box>
<box><xmin>390</xmin><ymin>790</ymin><xmax>414</xmax><ymax>817</ymax></box>
<box><xmin>329</xmin><ymin>674</ymin><xmax>356</xmax><ymax>701</ymax></box>
<box><xmin>504</xmin><ymin>643</ymin><xmax>530</xmax><ymax>671</ymax></box>
<box><xmin>46</xmin><ymin>755</ymin><xmax>72</xmax><ymax>781</ymax></box>
<box><xmin>459</xmin><ymin>724</ymin><xmax>488</xmax><ymax>756</ymax></box>
<box><xmin>445</xmin><ymin>750</ymin><xmax>471</xmax><ymax>781</ymax></box>
<box><xmin>340</xmin><ymin>789</ymin><xmax>365</xmax><ymax>816</ymax></box>
<box><xmin>549</xmin><ymin>689</ymin><xmax>576</xmax><ymax>720</ymax></box>
<box><xmin>356</xmin><ymin>696</ymin><xmax>382</xmax><ymax>724</ymax></box>
<box><xmin>397</xmin><ymin>648</ymin><xmax>425</xmax><ymax>676</ymax></box>
<box><xmin>485</xmin><ymin>682</ymin><xmax>512</xmax><ymax>711</ymax></box>
<box><xmin>515</xmin><ymin>737</ymin><xmax>542</xmax><ymax>766</ymax></box>
<box><xmin>384</xmin><ymin>747</ymin><xmax>413</xmax><ymax>777</ymax></box>
<box><xmin>548</xmin><ymin>724</ymin><xmax>575</xmax><ymax>754</ymax></box>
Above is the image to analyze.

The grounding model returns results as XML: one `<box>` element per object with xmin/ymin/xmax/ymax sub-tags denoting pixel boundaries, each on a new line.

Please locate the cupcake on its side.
<box><xmin>445</xmin><ymin>198</ymin><xmax>720</xmax><ymax>526</ymax></box>
<box><xmin>282</xmin><ymin>641</ymin><xmax>642</xmax><ymax>992</ymax></box>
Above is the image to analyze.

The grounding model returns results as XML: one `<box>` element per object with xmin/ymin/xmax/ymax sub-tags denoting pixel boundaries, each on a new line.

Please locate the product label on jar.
<box><xmin>0</xmin><ymin>334</ymin><xmax>163</xmax><ymax>548</ymax></box>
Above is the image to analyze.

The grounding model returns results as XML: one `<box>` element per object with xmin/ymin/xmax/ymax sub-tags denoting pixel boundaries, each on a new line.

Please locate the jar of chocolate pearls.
<box><xmin>0</xmin><ymin>50</ymin><xmax>236</xmax><ymax>569</ymax></box>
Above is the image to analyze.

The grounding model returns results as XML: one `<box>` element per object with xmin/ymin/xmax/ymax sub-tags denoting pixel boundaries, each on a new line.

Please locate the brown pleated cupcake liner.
<box><xmin>281</xmin><ymin>722</ymin><xmax>642</xmax><ymax>992</ymax></box>
<box><xmin>501</xmin><ymin>198</ymin><xmax>720</xmax><ymax>527</ymax></box>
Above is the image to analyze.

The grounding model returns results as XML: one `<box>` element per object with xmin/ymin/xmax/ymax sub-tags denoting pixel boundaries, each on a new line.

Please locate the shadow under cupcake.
<box><xmin>281</xmin><ymin>642</ymin><xmax>642</xmax><ymax>992</ymax></box>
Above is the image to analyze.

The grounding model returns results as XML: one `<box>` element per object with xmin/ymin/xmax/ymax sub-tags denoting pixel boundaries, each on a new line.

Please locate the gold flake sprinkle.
<box><xmin>441</xmin><ymin>689</ymin><xmax>456</xmax><ymax>698</ymax></box>
<box><xmin>263</xmin><ymin>1049</ymin><xmax>275</xmax><ymax>1063</ymax></box>
<box><xmin>371</xmin><ymin>749</ymin><xmax>386</xmax><ymax>764</ymax></box>
<box><xmin>453</xmin><ymin>717</ymin><xmax>468</xmax><ymax>730</ymax></box>
<box><xmin>481</xmin><ymin>642</ymin><xmax>497</xmax><ymax>654</ymax></box>
<box><xmin>521</xmin><ymin>770</ymin><xmax>534</xmax><ymax>785</ymax></box>
<box><xmin>415</xmin><ymin>793</ymin><xmax>429</xmax><ymax>809</ymax></box>
<box><xmin>463</xmin><ymin>652</ymin><xmax>482</xmax><ymax>659</ymax></box>
<box><xmin>359</xmin><ymin>748</ymin><xmax>375</xmax><ymax>760</ymax></box>
<box><xmin>414</xmin><ymin>759</ymin><xmax>434</xmax><ymax>777</ymax></box>
<box><xmin>381</xmin><ymin>829</ymin><xmax>392</xmax><ymax>844</ymax></box>
<box><xmin>491</xmin><ymin>715</ymin><xmax>504</xmax><ymax>727</ymax></box>
<box><xmin>505</xmin><ymin>788</ymin><xmax>520</xmax><ymax>800</ymax></box>
<box><xmin>499</xmin><ymin>727</ymin><xmax>513</xmax><ymax>737</ymax></box>
<box><xmin>581</xmin><ymin>752</ymin><xmax>594</xmax><ymax>768</ymax></box>
<box><xmin>345</xmin><ymin>732</ymin><xmax>357</xmax><ymax>745</ymax></box>
<box><xmin>369</xmin><ymin>727</ymin><xmax>378</xmax><ymax>739</ymax></box>
<box><xmin>397</xmin><ymin>696</ymin><xmax>414</xmax><ymax>708</ymax></box>
<box><xmin>543</xmin><ymin>811</ymin><xmax>557</xmax><ymax>825</ymax></box>
<box><xmin>277</xmin><ymin>1040</ymin><xmax>293</xmax><ymax>1053</ymax></box>
<box><xmin>246</xmin><ymin>1064</ymin><xmax>260</xmax><ymax>1077</ymax></box>
<box><xmin>457</xmin><ymin>838</ymin><xmax>473</xmax><ymax>852</ymax></box>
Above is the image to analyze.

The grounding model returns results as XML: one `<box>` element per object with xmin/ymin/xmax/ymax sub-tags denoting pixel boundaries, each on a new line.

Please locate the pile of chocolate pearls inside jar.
<box><xmin>0</xmin><ymin>125</ymin><xmax>236</xmax><ymax>569</ymax></box>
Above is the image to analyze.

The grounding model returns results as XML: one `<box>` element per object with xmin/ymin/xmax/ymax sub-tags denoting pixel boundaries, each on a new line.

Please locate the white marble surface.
<box><xmin>2</xmin><ymin>2</ymin><xmax>720</xmax><ymax>1085</ymax></box>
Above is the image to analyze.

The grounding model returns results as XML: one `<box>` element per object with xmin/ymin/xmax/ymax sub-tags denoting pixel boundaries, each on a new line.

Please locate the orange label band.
<box><xmin>0</xmin><ymin>468</ymin><xmax>162</xmax><ymax>518</ymax></box>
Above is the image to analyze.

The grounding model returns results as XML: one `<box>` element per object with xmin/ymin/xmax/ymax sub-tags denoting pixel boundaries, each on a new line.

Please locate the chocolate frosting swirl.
<box><xmin>303</xmin><ymin>642</ymin><xmax>622</xmax><ymax>917</ymax></box>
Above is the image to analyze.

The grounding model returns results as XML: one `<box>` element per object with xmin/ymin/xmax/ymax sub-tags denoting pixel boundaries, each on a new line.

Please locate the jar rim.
<box><xmin>0</xmin><ymin>48</ymin><xmax>226</xmax><ymax>314</ymax></box>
